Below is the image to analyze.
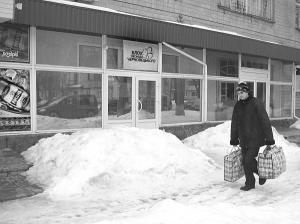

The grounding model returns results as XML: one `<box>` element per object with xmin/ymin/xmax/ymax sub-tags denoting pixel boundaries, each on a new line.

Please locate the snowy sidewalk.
<box><xmin>0</xmin><ymin>148</ymin><xmax>43</xmax><ymax>202</ymax></box>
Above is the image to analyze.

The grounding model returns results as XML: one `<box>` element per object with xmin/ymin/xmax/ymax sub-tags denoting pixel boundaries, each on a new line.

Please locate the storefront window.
<box><xmin>0</xmin><ymin>25</ymin><xmax>29</xmax><ymax>63</ymax></box>
<box><xmin>296</xmin><ymin>68</ymin><xmax>300</xmax><ymax>90</ymax></box>
<box><xmin>107</xmin><ymin>38</ymin><xmax>159</xmax><ymax>71</ymax></box>
<box><xmin>207</xmin><ymin>80</ymin><xmax>238</xmax><ymax>121</ymax></box>
<box><xmin>163</xmin><ymin>54</ymin><xmax>179</xmax><ymax>73</ymax></box>
<box><xmin>36</xmin><ymin>30</ymin><xmax>102</xmax><ymax>68</ymax></box>
<box><xmin>296</xmin><ymin>69</ymin><xmax>300</xmax><ymax>118</ymax></box>
<box><xmin>241</xmin><ymin>55</ymin><xmax>268</xmax><ymax>70</ymax></box>
<box><xmin>270</xmin><ymin>84</ymin><xmax>292</xmax><ymax>118</ymax></box>
<box><xmin>270</xmin><ymin>60</ymin><xmax>293</xmax><ymax>82</ymax></box>
<box><xmin>161</xmin><ymin>78</ymin><xmax>202</xmax><ymax>124</ymax></box>
<box><xmin>36</xmin><ymin>71</ymin><xmax>102</xmax><ymax>130</ymax></box>
<box><xmin>0</xmin><ymin>68</ymin><xmax>30</xmax><ymax>132</ymax></box>
<box><xmin>207</xmin><ymin>51</ymin><xmax>238</xmax><ymax>77</ymax></box>
<box><xmin>162</xmin><ymin>46</ymin><xmax>203</xmax><ymax>75</ymax></box>
<box><xmin>108</xmin><ymin>76</ymin><xmax>132</xmax><ymax>120</ymax></box>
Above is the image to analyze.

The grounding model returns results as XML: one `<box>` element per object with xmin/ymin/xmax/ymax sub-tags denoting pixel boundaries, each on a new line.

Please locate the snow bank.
<box><xmin>22</xmin><ymin>126</ymin><xmax>218</xmax><ymax>200</ymax></box>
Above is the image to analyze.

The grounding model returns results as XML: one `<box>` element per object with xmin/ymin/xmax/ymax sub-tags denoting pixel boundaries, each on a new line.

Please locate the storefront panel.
<box><xmin>0</xmin><ymin>68</ymin><xmax>30</xmax><ymax>132</ymax></box>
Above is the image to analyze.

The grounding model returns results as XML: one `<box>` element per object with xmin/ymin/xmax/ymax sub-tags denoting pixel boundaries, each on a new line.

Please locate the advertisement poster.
<box><xmin>123</xmin><ymin>40</ymin><xmax>158</xmax><ymax>71</ymax></box>
<box><xmin>0</xmin><ymin>68</ymin><xmax>30</xmax><ymax>132</ymax></box>
<box><xmin>0</xmin><ymin>26</ymin><xmax>29</xmax><ymax>62</ymax></box>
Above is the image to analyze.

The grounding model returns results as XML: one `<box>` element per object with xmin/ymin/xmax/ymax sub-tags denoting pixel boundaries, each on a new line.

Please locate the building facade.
<box><xmin>0</xmin><ymin>0</ymin><xmax>300</xmax><ymax>150</ymax></box>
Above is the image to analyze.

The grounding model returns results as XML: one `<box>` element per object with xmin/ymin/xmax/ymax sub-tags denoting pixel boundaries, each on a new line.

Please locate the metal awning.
<box><xmin>11</xmin><ymin>0</ymin><xmax>300</xmax><ymax>63</ymax></box>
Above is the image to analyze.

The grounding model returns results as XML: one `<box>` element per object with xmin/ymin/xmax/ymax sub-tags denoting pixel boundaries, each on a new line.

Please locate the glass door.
<box><xmin>136</xmin><ymin>77</ymin><xmax>159</xmax><ymax>129</ymax></box>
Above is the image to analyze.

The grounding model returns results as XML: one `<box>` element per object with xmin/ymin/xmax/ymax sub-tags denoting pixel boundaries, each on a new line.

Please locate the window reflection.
<box><xmin>270</xmin><ymin>85</ymin><xmax>292</xmax><ymax>118</ymax></box>
<box><xmin>108</xmin><ymin>76</ymin><xmax>132</xmax><ymax>120</ymax></box>
<box><xmin>207</xmin><ymin>80</ymin><xmax>238</xmax><ymax>121</ymax></box>
<box><xmin>161</xmin><ymin>78</ymin><xmax>202</xmax><ymax>124</ymax></box>
<box><xmin>36</xmin><ymin>71</ymin><xmax>102</xmax><ymax>130</ymax></box>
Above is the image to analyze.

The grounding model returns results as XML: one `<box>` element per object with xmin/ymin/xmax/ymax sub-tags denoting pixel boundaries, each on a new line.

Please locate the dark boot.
<box><xmin>259</xmin><ymin>177</ymin><xmax>267</xmax><ymax>185</ymax></box>
<box><xmin>240</xmin><ymin>185</ymin><xmax>255</xmax><ymax>191</ymax></box>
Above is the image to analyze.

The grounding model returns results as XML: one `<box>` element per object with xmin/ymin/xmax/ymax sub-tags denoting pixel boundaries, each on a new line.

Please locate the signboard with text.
<box><xmin>123</xmin><ymin>40</ymin><xmax>158</xmax><ymax>71</ymax></box>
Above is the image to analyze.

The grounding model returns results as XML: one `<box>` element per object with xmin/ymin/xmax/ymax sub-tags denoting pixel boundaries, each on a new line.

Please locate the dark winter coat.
<box><xmin>230</xmin><ymin>95</ymin><xmax>275</xmax><ymax>148</ymax></box>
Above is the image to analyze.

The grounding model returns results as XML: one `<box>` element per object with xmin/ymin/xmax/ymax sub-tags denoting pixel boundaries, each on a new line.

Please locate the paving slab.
<box><xmin>0</xmin><ymin>175</ymin><xmax>43</xmax><ymax>202</ymax></box>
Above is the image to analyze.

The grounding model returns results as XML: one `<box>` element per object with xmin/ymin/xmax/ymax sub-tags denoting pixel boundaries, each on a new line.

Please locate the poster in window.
<box><xmin>123</xmin><ymin>40</ymin><xmax>158</xmax><ymax>71</ymax></box>
<box><xmin>0</xmin><ymin>68</ymin><xmax>30</xmax><ymax>132</ymax></box>
<box><xmin>0</xmin><ymin>26</ymin><xmax>29</xmax><ymax>62</ymax></box>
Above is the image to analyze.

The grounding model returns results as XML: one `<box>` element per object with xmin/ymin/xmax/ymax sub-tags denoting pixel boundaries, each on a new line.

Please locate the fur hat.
<box><xmin>236</xmin><ymin>82</ymin><xmax>250</xmax><ymax>93</ymax></box>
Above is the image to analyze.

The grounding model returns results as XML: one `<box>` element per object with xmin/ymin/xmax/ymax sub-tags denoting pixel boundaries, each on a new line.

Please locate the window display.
<box><xmin>0</xmin><ymin>68</ymin><xmax>30</xmax><ymax>131</ymax></box>
<box><xmin>0</xmin><ymin>26</ymin><xmax>29</xmax><ymax>62</ymax></box>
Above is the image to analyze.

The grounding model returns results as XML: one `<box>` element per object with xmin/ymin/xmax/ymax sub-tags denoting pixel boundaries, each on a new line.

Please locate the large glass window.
<box><xmin>161</xmin><ymin>46</ymin><xmax>203</xmax><ymax>125</ymax></box>
<box><xmin>270</xmin><ymin>85</ymin><xmax>292</xmax><ymax>118</ymax></box>
<box><xmin>161</xmin><ymin>78</ymin><xmax>202</xmax><ymax>124</ymax></box>
<box><xmin>108</xmin><ymin>76</ymin><xmax>132</xmax><ymax>120</ymax></box>
<box><xmin>107</xmin><ymin>38</ymin><xmax>159</xmax><ymax>71</ymax></box>
<box><xmin>162</xmin><ymin>46</ymin><xmax>203</xmax><ymax>75</ymax></box>
<box><xmin>207</xmin><ymin>80</ymin><xmax>238</xmax><ymax>121</ymax></box>
<box><xmin>270</xmin><ymin>60</ymin><xmax>293</xmax><ymax>82</ymax></box>
<box><xmin>0</xmin><ymin>25</ymin><xmax>29</xmax><ymax>62</ymax></box>
<box><xmin>36</xmin><ymin>71</ymin><xmax>102</xmax><ymax>130</ymax></box>
<box><xmin>36</xmin><ymin>30</ymin><xmax>102</xmax><ymax>67</ymax></box>
<box><xmin>242</xmin><ymin>55</ymin><xmax>268</xmax><ymax>70</ymax></box>
<box><xmin>207</xmin><ymin>51</ymin><xmax>239</xmax><ymax>77</ymax></box>
<box><xmin>0</xmin><ymin>68</ymin><xmax>31</xmax><ymax>132</ymax></box>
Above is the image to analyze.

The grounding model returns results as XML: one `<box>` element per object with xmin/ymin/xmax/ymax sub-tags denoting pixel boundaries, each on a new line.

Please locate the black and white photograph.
<box><xmin>0</xmin><ymin>0</ymin><xmax>300</xmax><ymax>223</ymax></box>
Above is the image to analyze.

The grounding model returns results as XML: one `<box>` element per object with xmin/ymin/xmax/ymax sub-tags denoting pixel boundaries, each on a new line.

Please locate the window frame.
<box><xmin>218</xmin><ymin>0</ymin><xmax>275</xmax><ymax>22</ymax></box>
<box><xmin>296</xmin><ymin>0</ymin><xmax>300</xmax><ymax>29</ymax></box>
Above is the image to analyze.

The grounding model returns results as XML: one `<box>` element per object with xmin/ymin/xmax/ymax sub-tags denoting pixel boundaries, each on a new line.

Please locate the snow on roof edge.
<box><xmin>44</xmin><ymin>0</ymin><xmax>281</xmax><ymax>46</ymax></box>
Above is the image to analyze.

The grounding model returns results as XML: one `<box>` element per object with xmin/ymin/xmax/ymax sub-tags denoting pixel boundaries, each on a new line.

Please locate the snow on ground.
<box><xmin>0</xmin><ymin>121</ymin><xmax>300</xmax><ymax>224</ymax></box>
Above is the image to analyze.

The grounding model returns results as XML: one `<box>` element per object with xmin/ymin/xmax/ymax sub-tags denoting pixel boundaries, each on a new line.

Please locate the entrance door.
<box><xmin>136</xmin><ymin>77</ymin><xmax>159</xmax><ymax>129</ymax></box>
<box><xmin>106</xmin><ymin>75</ymin><xmax>159</xmax><ymax>129</ymax></box>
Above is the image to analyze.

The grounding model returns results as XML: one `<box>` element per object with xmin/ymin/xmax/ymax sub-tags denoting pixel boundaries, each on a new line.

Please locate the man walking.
<box><xmin>230</xmin><ymin>82</ymin><xmax>275</xmax><ymax>191</ymax></box>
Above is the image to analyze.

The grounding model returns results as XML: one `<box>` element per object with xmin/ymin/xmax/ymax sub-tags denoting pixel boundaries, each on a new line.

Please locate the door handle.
<box><xmin>137</xmin><ymin>100</ymin><xmax>142</xmax><ymax>112</ymax></box>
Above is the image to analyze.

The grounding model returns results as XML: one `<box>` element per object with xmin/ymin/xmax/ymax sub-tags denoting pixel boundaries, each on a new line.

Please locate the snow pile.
<box><xmin>22</xmin><ymin>126</ymin><xmax>218</xmax><ymax>200</ymax></box>
<box><xmin>290</xmin><ymin>119</ymin><xmax>300</xmax><ymax>129</ymax></box>
<box><xmin>184</xmin><ymin>121</ymin><xmax>300</xmax><ymax>159</ymax></box>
